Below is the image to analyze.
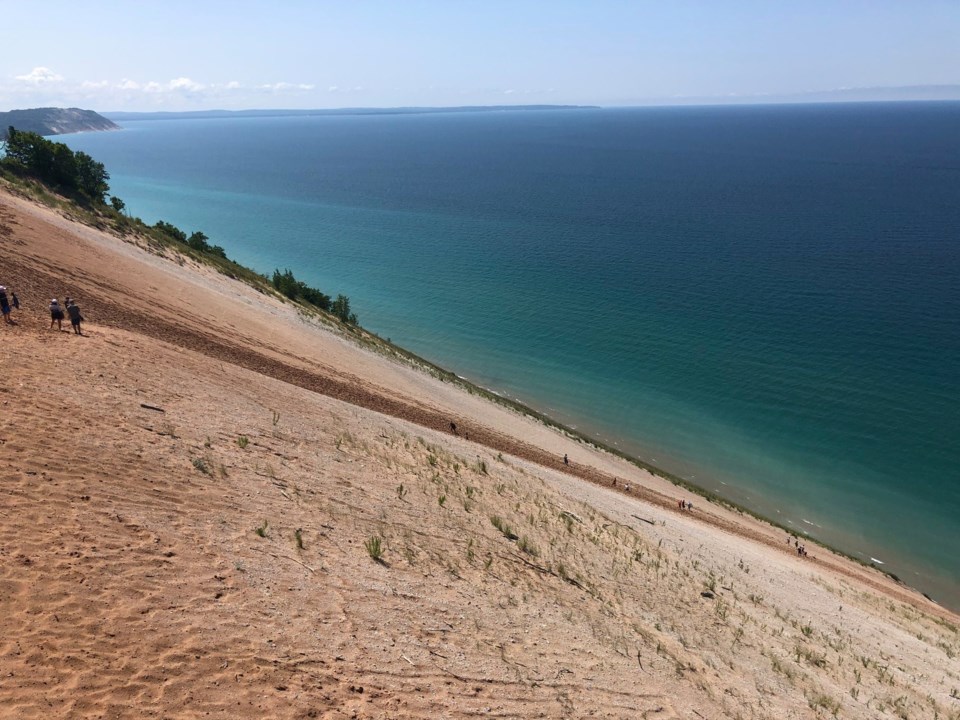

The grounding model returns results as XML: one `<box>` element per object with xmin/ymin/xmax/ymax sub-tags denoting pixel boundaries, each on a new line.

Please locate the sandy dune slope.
<box><xmin>1</xmin><ymin>188</ymin><xmax>958</xmax><ymax>719</ymax></box>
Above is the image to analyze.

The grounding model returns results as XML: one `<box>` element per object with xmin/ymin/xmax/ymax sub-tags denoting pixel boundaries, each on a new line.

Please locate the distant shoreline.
<box><xmin>103</xmin><ymin>105</ymin><xmax>599</xmax><ymax>122</ymax></box>
<box><xmin>99</xmin><ymin>98</ymin><xmax>960</xmax><ymax>127</ymax></box>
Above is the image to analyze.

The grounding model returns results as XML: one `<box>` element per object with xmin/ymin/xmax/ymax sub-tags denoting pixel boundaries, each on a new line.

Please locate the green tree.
<box><xmin>48</xmin><ymin>142</ymin><xmax>77</xmax><ymax>187</ymax></box>
<box><xmin>109</xmin><ymin>196</ymin><xmax>126</xmax><ymax>213</ymax></box>
<box><xmin>74</xmin><ymin>151</ymin><xmax>109</xmax><ymax>203</ymax></box>
<box><xmin>299</xmin><ymin>284</ymin><xmax>331</xmax><ymax>311</ymax></box>
<box><xmin>270</xmin><ymin>268</ymin><xmax>333</xmax><ymax>311</ymax></box>
<box><xmin>3</xmin><ymin>126</ymin><xmax>36</xmax><ymax>166</ymax></box>
<box><xmin>272</xmin><ymin>268</ymin><xmax>299</xmax><ymax>300</ymax></box>
<box><xmin>187</xmin><ymin>231</ymin><xmax>210</xmax><ymax>252</ymax></box>
<box><xmin>154</xmin><ymin>220</ymin><xmax>187</xmax><ymax>243</ymax></box>
<box><xmin>2</xmin><ymin>127</ymin><xmax>109</xmax><ymax>203</ymax></box>
<box><xmin>332</xmin><ymin>294</ymin><xmax>358</xmax><ymax>325</ymax></box>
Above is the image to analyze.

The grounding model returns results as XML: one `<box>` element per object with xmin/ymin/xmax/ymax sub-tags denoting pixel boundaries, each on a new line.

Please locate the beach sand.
<box><xmin>2</xmin><ymin>186</ymin><xmax>959</xmax><ymax>718</ymax></box>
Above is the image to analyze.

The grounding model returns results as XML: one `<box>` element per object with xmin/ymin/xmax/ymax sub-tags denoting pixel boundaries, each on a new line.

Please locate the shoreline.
<box><xmin>5</xmin><ymin>183</ymin><xmax>960</xmax><ymax>717</ymax></box>
<box><xmin>50</xmin><ymin>105</ymin><xmax>960</xmax><ymax>608</ymax></box>
<box><xmin>2</xmin><ymin>180</ymin><xmax>954</xmax><ymax>619</ymax></box>
<box><xmin>90</xmin><ymin>169</ymin><xmax>957</xmax><ymax>607</ymax></box>
<box><xmin>401</xmin><ymin>360</ymin><xmax>956</xmax><ymax>609</ymax></box>
<box><xmin>318</xmin><ymin>249</ymin><xmax>959</xmax><ymax>608</ymax></box>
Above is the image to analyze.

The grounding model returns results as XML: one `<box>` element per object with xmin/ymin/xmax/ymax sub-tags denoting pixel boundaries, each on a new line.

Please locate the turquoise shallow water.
<box><xmin>57</xmin><ymin>104</ymin><xmax>960</xmax><ymax>607</ymax></box>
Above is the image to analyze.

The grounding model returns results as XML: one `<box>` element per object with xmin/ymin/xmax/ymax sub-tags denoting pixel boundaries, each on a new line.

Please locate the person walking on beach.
<box><xmin>0</xmin><ymin>286</ymin><xmax>11</xmax><ymax>324</ymax></box>
<box><xmin>563</xmin><ymin>454</ymin><xmax>569</xmax><ymax>466</ymax></box>
<box><xmin>50</xmin><ymin>299</ymin><xmax>65</xmax><ymax>330</ymax></box>
<box><xmin>66</xmin><ymin>299</ymin><xmax>83</xmax><ymax>335</ymax></box>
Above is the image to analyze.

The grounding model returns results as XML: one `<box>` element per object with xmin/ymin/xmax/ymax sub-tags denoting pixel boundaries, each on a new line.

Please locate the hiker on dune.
<box><xmin>50</xmin><ymin>299</ymin><xmax>65</xmax><ymax>330</ymax></box>
<box><xmin>66</xmin><ymin>299</ymin><xmax>84</xmax><ymax>336</ymax></box>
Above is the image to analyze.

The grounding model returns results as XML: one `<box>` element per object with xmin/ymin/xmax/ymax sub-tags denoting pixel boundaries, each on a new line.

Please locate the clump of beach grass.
<box><xmin>490</xmin><ymin>515</ymin><xmax>517</xmax><ymax>540</ymax></box>
<box><xmin>806</xmin><ymin>691</ymin><xmax>840</xmax><ymax>716</ymax></box>
<box><xmin>517</xmin><ymin>536</ymin><xmax>538</xmax><ymax>557</ymax></box>
<box><xmin>365</xmin><ymin>536</ymin><xmax>384</xmax><ymax>562</ymax></box>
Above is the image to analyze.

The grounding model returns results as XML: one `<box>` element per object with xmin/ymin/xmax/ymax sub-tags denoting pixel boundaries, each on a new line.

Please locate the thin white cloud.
<box><xmin>15</xmin><ymin>66</ymin><xmax>64</xmax><ymax>85</ymax></box>
<box><xmin>169</xmin><ymin>77</ymin><xmax>204</xmax><ymax>92</ymax></box>
<box><xmin>135</xmin><ymin>77</ymin><xmax>206</xmax><ymax>94</ymax></box>
<box><xmin>253</xmin><ymin>81</ymin><xmax>314</xmax><ymax>93</ymax></box>
<box><xmin>326</xmin><ymin>85</ymin><xmax>364</xmax><ymax>94</ymax></box>
<box><xmin>1</xmin><ymin>72</ymin><xmax>321</xmax><ymax>110</ymax></box>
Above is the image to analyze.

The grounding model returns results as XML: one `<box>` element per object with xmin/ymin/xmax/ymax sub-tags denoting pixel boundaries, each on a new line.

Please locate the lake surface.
<box><xmin>57</xmin><ymin>103</ymin><xmax>960</xmax><ymax>607</ymax></box>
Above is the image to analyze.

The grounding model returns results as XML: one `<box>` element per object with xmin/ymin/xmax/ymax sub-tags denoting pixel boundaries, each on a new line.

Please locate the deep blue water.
<box><xmin>57</xmin><ymin>104</ymin><xmax>960</xmax><ymax>606</ymax></box>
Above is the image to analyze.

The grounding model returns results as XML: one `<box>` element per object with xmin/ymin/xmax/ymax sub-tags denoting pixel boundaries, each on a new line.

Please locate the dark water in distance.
<box><xmin>57</xmin><ymin>103</ymin><xmax>960</xmax><ymax>607</ymax></box>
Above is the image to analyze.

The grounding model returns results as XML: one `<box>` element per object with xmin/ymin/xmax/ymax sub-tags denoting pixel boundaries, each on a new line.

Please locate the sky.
<box><xmin>2</xmin><ymin>1</ymin><xmax>959</xmax><ymax>112</ymax></box>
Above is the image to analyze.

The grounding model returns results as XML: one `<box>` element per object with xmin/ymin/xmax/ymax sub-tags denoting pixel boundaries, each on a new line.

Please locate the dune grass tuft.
<box><xmin>365</xmin><ymin>536</ymin><xmax>384</xmax><ymax>562</ymax></box>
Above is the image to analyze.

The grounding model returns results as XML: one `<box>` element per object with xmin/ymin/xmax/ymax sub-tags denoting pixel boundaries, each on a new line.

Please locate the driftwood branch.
<box><xmin>427</xmin><ymin>658</ymin><xmax>472</xmax><ymax>682</ymax></box>
<box><xmin>250</xmin><ymin>546</ymin><xmax>316</xmax><ymax>574</ymax></box>
<box><xmin>508</xmin><ymin>552</ymin><xmax>587</xmax><ymax>590</ymax></box>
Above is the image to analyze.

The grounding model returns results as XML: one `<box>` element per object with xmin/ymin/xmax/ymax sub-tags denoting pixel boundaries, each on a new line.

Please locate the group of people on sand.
<box><xmin>787</xmin><ymin>535</ymin><xmax>809</xmax><ymax>558</ymax></box>
<box><xmin>0</xmin><ymin>285</ymin><xmax>20</xmax><ymax>324</ymax></box>
<box><xmin>0</xmin><ymin>285</ymin><xmax>84</xmax><ymax>336</ymax></box>
<box><xmin>49</xmin><ymin>297</ymin><xmax>84</xmax><ymax>335</ymax></box>
<box><xmin>677</xmin><ymin>498</ymin><xmax>694</xmax><ymax>511</ymax></box>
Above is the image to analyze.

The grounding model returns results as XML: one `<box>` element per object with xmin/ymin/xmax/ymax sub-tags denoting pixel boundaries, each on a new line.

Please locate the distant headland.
<box><xmin>0</xmin><ymin>108</ymin><xmax>118</xmax><ymax>139</ymax></box>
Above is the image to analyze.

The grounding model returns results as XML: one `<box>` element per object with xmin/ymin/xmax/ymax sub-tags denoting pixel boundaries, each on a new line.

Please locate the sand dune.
<box><xmin>2</xmin><ymin>187</ymin><xmax>959</xmax><ymax>718</ymax></box>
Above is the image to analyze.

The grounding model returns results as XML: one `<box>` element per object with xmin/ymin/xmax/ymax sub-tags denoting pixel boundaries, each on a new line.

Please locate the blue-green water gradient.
<box><xmin>56</xmin><ymin>104</ymin><xmax>960</xmax><ymax>607</ymax></box>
